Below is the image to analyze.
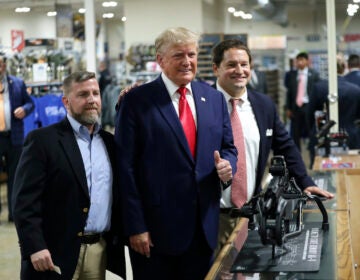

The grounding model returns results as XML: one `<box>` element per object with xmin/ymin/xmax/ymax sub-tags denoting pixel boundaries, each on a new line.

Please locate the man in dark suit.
<box><xmin>211</xmin><ymin>39</ymin><xmax>334</xmax><ymax>256</ymax></box>
<box><xmin>308</xmin><ymin>56</ymin><xmax>360</xmax><ymax>155</ymax></box>
<box><xmin>13</xmin><ymin>71</ymin><xmax>125</xmax><ymax>280</ymax></box>
<box><xmin>344</xmin><ymin>53</ymin><xmax>360</xmax><ymax>87</ymax></box>
<box><xmin>285</xmin><ymin>52</ymin><xmax>320</xmax><ymax>152</ymax></box>
<box><xmin>115</xmin><ymin>27</ymin><xmax>237</xmax><ymax>280</ymax></box>
<box><xmin>0</xmin><ymin>53</ymin><xmax>34</xmax><ymax>222</ymax></box>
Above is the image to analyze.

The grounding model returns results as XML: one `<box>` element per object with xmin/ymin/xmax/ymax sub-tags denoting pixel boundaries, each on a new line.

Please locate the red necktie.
<box><xmin>177</xmin><ymin>87</ymin><xmax>196</xmax><ymax>158</ymax></box>
<box><xmin>230</xmin><ymin>98</ymin><xmax>247</xmax><ymax>208</ymax></box>
<box><xmin>296</xmin><ymin>72</ymin><xmax>305</xmax><ymax>107</ymax></box>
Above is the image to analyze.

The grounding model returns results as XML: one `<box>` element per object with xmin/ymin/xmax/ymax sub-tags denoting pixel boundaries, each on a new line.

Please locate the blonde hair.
<box><xmin>155</xmin><ymin>27</ymin><xmax>200</xmax><ymax>55</ymax></box>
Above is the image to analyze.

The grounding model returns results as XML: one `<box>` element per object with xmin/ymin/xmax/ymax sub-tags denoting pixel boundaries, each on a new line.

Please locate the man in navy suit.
<box><xmin>211</xmin><ymin>39</ymin><xmax>334</xmax><ymax>255</ymax></box>
<box><xmin>0</xmin><ymin>53</ymin><xmax>34</xmax><ymax>222</ymax></box>
<box><xmin>344</xmin><ymin>54</ymin><xmax>360</xmax><ymax>87</ymax></box>
<box><xmin>285</xmin><ymin>52</ymin><xmax>320</xmax><ymax>152</ymax></box>
<box><xmin>115</xmin><ymin>27</ymin><xmax>237</xmax><ymax>280</ymax></box>
<box><xmin>308</xmin><ymin>56</ymin><xmax>360</xmax><ymax>155</ymax></box>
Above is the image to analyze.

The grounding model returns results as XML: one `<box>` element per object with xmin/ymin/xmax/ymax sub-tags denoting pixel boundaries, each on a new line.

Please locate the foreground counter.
<box><xmin>206</xmin><ymin>168</ymin><xmax>359</xmax><ymax>280</ymax></box>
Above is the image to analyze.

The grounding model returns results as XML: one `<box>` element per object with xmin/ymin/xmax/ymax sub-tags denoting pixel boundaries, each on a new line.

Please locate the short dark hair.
<box><xmin>212</xmin><ymin>39</ymin><xmax>252</xmax><ymax>67</ymax></box>
<box><xmin>296</xmin><ymin>52</ymin><xmax>309</xmax><ymax>60</ymax></box>
<box><xmin>63</xmin><ymin>71</ymin><xmax>96</xmax><ymax>96</ymax></box>
<box><xmin>347</xmin><ymin>54</ymin><xmax>360</xmax><ymax>68</ymax></box>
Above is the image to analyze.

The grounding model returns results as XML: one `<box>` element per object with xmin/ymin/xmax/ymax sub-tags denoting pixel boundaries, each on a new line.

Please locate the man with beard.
<box><xmin>12</xmin><ymin>71</ymin><xmax>125</xmax><ymax>280</ymax></box>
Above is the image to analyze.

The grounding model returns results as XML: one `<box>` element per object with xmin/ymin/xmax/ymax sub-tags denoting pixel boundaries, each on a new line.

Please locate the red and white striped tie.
<box><xmin>230</xmin><ymin>98</ymin><xmax>247</xmax><ymax>208</ymax></box>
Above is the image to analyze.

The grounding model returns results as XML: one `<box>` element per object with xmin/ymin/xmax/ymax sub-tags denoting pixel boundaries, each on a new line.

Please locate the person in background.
<box><xmin>247</xmin><ymin>61</ymin><xmax>268</xmax><ymax>94</ymax></box>
<box><xmin>344</xmin><ymin>54</ymin><xmax>360</xmax><ymax>87</ymax></box>
<box><xmin>308</xmin><ymin>55</ymin><xmax>360</xmax><ymax>158</ymax></box>
<box><xmin>12</xmin><ymin>71</ymin><xmax>125</xmax><ymax>279</ymax></box>
<box><xmin>98</xmin><ymin>60</ymin><xmax>112</xmax><ymax>95</ymax></box>
<box><xmin>285</xmin><ymin>52</ymin><xmax>320</xmax><ymax>155</ymax></box>
<box><xmin>115</xmin><ymin>27</ymin><xmax>237</xmax><ymax>280</ymax></box>
<box><xmin>0</xmin><ymin>53</ymin><xmax>34</xmax><ymax>222</ymax></box>
<box><xmin>211</xmin><ymin>39</ymin><xmax>334</xmax><ymax>257</ymax></box>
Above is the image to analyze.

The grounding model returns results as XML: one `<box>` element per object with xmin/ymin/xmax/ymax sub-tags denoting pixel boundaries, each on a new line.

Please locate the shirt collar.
<box><xmin>161</xmin><ymin>72</ymin><xmax>192</xmax><ymax>97</ymax></box>
<box><xmin>67</xmin><ymin>114</ymin><xmax>101</xmax><ymax>138</ymax></box>
<box><xmin>298</xmin><ymin>67</ymin><xmax>308</xmax><ymax>75</ymax></box>
<box><xmin>216</xmin><ymin>81</ymin><xmax>248</xmax><ymax>104</ymax></box>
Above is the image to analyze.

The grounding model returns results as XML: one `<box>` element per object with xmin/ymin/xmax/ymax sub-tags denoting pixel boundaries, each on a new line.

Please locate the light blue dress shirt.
<box><xmin>67</xmin><ymin>115</ymin><xmax>113</xmax><ymax>233</ymax></box>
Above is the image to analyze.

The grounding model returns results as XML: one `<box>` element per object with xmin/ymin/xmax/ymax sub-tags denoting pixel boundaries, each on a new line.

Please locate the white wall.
<box><xmin>224</xmin><ymin>6</ymin><xmax>360</xmax><ymax>53</ymax></box>
<box><xmin>106</xmin><ymin>19</ymin><xmax>125</xmax><ymax>60</ymax></box>
<box><xmin>123</xmin><ymin>0</ymin><xmax>203</xmax><ymax>48</ymax></box>
<box><xmin>202</xmin><ymin>0</ymin><xmax>224</xmax><ymax>33</ymax></box>
<box><xmin>0</xmin><ymin>11</ymin><xmax>56</xmax><ymax>49</ymax></box>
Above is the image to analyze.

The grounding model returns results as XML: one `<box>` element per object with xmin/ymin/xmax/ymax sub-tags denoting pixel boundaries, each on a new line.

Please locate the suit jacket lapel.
<box><xmin>247</xmin><ymin>91</ymin><xmax>266</xmax><ymax>186</ymax></box>
<box><xmin>151</xmin><ymin>77</ymin><xmax>194</xmax><ymax>162</ymax></box>
<box><xmin>191</xmin><ymin>82</ymin><xmax>210</xmax><ymax>160</ymax></box>
<box><xmin>58</xmin><ymin>119</ymin><xmax>90</xmax><ymax>199</ymax></box>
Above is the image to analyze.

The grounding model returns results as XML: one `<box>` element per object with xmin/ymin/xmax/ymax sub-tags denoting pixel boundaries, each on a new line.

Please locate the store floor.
<box><xmin>0</xmin><ymin>182</ymin><xmax>132</xmax><ymax>280</ymax></box>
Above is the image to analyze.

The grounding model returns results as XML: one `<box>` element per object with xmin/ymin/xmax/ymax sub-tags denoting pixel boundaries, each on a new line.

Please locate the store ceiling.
<box><xmin>0</xmin><ymin>0</ymin><xmax>124</xmax><ymax>20</ymax></box>
<box><xmin>0</xmin><ymin>0</ymin><xmax>353</xmax><ymax>21</ymax></box>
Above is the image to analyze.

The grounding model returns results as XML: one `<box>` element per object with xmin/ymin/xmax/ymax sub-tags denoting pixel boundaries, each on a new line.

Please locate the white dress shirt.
<box><xmin>161</xmin><ymin>72</ymin><xmax>197</xmax><ymax>127</ymax></box>
<box><xmin>216</xmin><ymin>83</ymin><xmax>260</xmax><ymax>208</ymax></box>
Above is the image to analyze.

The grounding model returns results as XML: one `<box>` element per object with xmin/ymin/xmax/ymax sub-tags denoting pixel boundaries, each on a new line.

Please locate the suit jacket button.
<box><xmin>83</xmin><ymin>207</ymin><xmax>89</xmax><ymax>213</ymax></box>
<box><xmin>77</xmin><ymin>232</ymin><xmax>83</xmax><ymax>237</ymax></box>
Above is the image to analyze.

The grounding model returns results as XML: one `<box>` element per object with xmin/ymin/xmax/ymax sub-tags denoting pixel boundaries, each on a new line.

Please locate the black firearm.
<box><xmin>230</xmin><ymin>156</ymin><xmax>329</xmax><ymax>258</ymax></box>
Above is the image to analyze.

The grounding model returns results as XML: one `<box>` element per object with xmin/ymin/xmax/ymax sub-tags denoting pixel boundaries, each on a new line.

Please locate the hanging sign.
<box><xmin>11</xmin><ymin>30</ymin><xmax>25</xmax><ymax>52</ymax></box>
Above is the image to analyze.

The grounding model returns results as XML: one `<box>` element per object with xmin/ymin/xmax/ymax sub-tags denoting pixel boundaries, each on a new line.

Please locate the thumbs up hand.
<box><xmin>214</xmin><ymin>150</ymin><xmax>232</xmax><ymax>183</ymax></box>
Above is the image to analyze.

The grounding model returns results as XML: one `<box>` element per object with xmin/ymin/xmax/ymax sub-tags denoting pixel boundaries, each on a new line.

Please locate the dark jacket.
<box><xmin>13</xmin><ymin>118</ymin><xmax>126</xmax><ymax>280</ymax></box>
<box><xmin>7</xmin><ymin>75</ymin><xmax>34</xmax><ymax>146</ymax></box>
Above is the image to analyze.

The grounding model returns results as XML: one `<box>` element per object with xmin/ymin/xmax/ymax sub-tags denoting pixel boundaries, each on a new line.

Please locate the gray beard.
<box><xmin>72</xmin><ymin>111</ymin><xmax>100</xmax><ymax>126</ymax></box>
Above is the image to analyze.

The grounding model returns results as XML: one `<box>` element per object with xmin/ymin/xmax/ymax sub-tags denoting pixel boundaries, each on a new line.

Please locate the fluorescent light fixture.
<box><xmin>47</xmin><ymin>11</ymin><xmax>57</xmax><ymax>17</ymax></box>
<box><xmin>233</xmin><ymin>10</ymin><xmax>252</xmax><ymax>20</ymax></box>
<box><xmin>347</xmin><ymin>3</ymin><xmax>359</xmax><ymax>16</ymax></box>
<box><xmin>228</xmin><ymin>7</ymin><xmax>235</xmax><ymax>13</ymax></box>
<box><xmin>102</xmin><ymin>1</ymin><xmax>118</xmax><ymax>7</ymax></box>
<box><xmin>243</xmin><ymin>13</ymin><xmax>253</xmax><ymax>19</ymax></box>
<box><xmin>233</xmin><ymin>11</ymin><xmax>241</xmax><ymax>17</ymax></box>
<box><xmin>78</xmin><ymin>8</ymin><xmax>86</xmax><ymax>14</ymax></box>
<box><xmin>103</xmin><ymin>13</ymin><xmax>114</xmax><ymax>18</ymax></box>
<box><xmin>15</xmin><ymin>7</ymin><xmax>31</xmax><ymax>13</ymax></box>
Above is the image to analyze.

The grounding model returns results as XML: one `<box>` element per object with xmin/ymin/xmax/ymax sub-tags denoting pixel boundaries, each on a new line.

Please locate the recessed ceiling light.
<box><xmin>78</xmin><ymin>8</ymin><xmax>86</xmax><ymax>14</ymax></box>
<box><xmin>47</xmin><ymin>11</ymin><xmax>57</xmax><ymax>17</ymax></box>
<box><xmin>102</xmin><ymin>1</ymin><xmax>118</xmax><ymax>8</ymax></box>
<box><xmin>121</xmin><ymin>16</ymin><xmax>127</xmax><ymax>22</ymax></box>
<box><xmin>15</xmin><ymin>7</ymin><xmax>31</xmax><ymax>13</ymax></box>
<box><xmin>103</xmin><ymin>13</ymin><xmax>114</xmax><ymax>18</ymax></box>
